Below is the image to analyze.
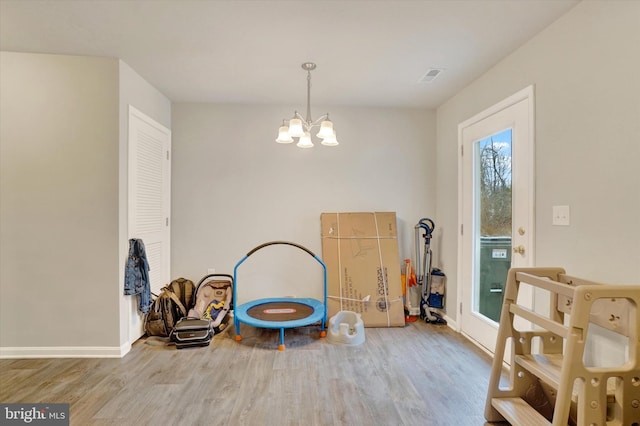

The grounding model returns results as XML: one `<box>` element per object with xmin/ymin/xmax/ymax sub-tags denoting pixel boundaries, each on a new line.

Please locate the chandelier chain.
<box><xmin>306</xmin><ymin>70</ymin><xmax>312</xmax><ymax>124</ymax></box>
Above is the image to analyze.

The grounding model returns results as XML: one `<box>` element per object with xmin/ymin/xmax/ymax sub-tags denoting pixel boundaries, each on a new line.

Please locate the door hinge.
<box><xmin>166</xmin><ymin>150</ymin><xmax>170</xmax><ymax>160</ymax></box>
<box><xmin>166</xmin><ymin>217</ymin><xmax>169</xmax><ymax>226</ymax></box>
<box><xmin>460</xmin><ymin>224</ymin><xmax>464</xmax><ymax>235</ymax></box>
<box><xmin>461</xmin><ymin>145</ymin><xmax>464</xmax><ymax>156</ymax></box>
<box><xmin>460</xmin><ymin>303</ymin><xmax>463</xmax><ymax>314</ymax></box>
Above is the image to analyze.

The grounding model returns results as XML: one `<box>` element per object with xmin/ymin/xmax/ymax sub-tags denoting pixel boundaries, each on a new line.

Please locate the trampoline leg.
<box><xmin>278</xmin><ymin>328</ymin><xmax>285</xmax><ymax>351</ymax></box>
<box><xmin>234</xmin><ymin>321</ymin><xmax>242</xmax><ymax>342</ymax></box>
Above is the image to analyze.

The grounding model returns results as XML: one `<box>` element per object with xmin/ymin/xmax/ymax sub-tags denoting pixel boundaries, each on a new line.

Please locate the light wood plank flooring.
<box><xmin>0</xmin><ymin>321</ymin><xmax>503</xmax><ymax>425</ymax></box>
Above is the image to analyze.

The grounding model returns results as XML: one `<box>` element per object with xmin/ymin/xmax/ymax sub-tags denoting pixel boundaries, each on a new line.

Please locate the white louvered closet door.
<box><xmin>128</xmin><ymin>106</ymin><xmax>171</xmax><ymax>314</ymax></box>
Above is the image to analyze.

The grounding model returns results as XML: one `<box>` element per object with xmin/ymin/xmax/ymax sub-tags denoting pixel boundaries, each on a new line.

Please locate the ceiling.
<box><xmin>0</xmin><ymin>0</ymin><xmax>579</xmax><ymax>109</ymax></box>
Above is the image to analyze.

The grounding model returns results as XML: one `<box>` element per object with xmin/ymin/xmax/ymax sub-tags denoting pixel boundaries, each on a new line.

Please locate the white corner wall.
<box><xmin>436</xmin><ymin>0</ymin><xmax>640</xmax><ymax>323</ymax></box>
<box><xmin>117</xmin><ymin>60</ymin><xmax>171</xmax><ymax>349</ymax></box>
<box><xmin>171</xmin><ymin>104</ymin><xmax>436</xmax><ymax>304</ymax></box>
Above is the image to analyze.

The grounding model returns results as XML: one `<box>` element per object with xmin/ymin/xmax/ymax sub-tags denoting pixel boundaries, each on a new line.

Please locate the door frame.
<box><xmin>456</xmin><ymin>85</ymin><xmax>536</xmax><ymax>353</ymax></box>
<box><xmin>127</xmin><ymin>105</ymin><xmax>172</xmax><ymax>343</ymax></box>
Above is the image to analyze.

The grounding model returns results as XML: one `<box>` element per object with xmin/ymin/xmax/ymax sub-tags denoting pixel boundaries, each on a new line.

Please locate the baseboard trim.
<box><xmin>0</xmin><ymin>342</ymin><xmax>131</xmax><ymax>359</ymax></box>
<box><xmin>443</xmin><ymin>314</ymin><xmax>457</xmax><ymax>330</ymax></box>
<box><xmin>459</xmin><ymin>330</ymin><xmax>495</xmax><ymax>358</ymax></box>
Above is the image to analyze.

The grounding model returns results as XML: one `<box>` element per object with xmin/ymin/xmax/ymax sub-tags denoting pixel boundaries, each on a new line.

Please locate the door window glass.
<box><xmin>474</xmin><ymin>129</ymin><xmax>512</xmax><ymax>322</ymax></box>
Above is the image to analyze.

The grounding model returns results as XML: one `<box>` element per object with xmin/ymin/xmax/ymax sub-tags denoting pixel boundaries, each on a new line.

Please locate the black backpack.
<box><xmin>144</xmin><ymin>278</ymin><xmax>195</xmax><ymax>337</ymax></box>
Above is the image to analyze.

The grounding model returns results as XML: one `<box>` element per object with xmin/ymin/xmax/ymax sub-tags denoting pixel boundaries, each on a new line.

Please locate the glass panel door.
<box><xmin>459</xmin><ymin>86</ymin><xmax>534</xmax><ymax>355</ymax></box>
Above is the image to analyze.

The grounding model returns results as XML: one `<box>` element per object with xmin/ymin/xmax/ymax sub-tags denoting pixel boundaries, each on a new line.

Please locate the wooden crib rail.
<box><xmin>485</xmin><ymin>267</ymin><xmax>640</xmax><ymax>426</ymax></box>
<box><xmin>515</xmin><ymin>271</ymin><xmax>637</xmax><ymax>337</ymax></box>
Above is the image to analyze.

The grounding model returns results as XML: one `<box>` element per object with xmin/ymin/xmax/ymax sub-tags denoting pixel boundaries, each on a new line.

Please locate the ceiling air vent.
<box><xmin>419</xmin><ymin>68</ymin><xmax>443</xmax><ymax>83</ymax></box>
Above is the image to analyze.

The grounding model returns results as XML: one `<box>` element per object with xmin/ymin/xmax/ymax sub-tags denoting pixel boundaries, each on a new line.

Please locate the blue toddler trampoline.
<box><xmin>233</xmin><ymin>241</ymin><xmax>327</xmax><ymax>350</ymax></box>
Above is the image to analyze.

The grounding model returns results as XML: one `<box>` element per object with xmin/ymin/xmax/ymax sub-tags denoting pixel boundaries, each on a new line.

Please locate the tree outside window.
<box><xmin>479</xmin><ymin>131</ymin><xmax>512</xmax><ymax>237</ymax></box>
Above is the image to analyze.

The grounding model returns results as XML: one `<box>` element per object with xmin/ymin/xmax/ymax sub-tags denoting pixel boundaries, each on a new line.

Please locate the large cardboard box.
<box><xmin>320</xmin><ymin>212</ymin><xmax>405</xmax><ymax>327</ymax></box>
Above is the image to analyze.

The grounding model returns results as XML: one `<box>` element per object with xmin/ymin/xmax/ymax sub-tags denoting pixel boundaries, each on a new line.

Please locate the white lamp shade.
<box><xmin>316</xmin><ymin>120</ymin><xmax>334</xmax><ymax>139</ymax></box>
<box><xmin>321</xmin><ymin>130</ymin><xmax>339</xmax><ymax>146</ymax></box>
<box><xmin>276</xmin><ymin>126</ymin><xmax>294</xmax><ymax>143</ymax></box>
<box><xmin>296</xmin><ymin>132</ymin><xmax>314</xmax><ymax>148</ymax></box>
<box><xmin>288</xmin><ymin>118</ymin><xmax>305</xmax><ymax>137</ymax></box>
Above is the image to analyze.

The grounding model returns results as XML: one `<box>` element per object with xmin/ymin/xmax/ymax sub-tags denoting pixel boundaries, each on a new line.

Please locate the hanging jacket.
<box><xmin>124</xmin><ymin>238</ymin><xmax>152</xmax><ymax>314</ymax></box>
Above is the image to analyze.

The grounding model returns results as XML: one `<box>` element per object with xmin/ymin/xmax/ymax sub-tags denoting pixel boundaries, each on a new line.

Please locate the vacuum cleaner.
<box><xmin>415</xmin><ymin>218</ymin><xmax>447</xmax><ymax>325</ymax></box>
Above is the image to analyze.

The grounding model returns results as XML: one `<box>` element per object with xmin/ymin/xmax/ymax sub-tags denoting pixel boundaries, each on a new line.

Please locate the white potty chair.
<box><xmin>327</xmin><ymin>311</ymin><xmax>365</xmax><ymax>346</ymax></box>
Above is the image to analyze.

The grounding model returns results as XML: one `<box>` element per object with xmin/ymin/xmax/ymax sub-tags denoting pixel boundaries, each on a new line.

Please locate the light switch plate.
<box><xmin>553</xmin><ymin>205</ymin><xmax>570</xmax><ymax>226</ymax></box>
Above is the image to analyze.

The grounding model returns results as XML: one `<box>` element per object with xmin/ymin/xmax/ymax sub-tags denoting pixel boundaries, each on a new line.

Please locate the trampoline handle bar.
<box><xmin>245</xmin><ymin>241</ymin><xmax>316</xmax><ymax>258</ymax></box>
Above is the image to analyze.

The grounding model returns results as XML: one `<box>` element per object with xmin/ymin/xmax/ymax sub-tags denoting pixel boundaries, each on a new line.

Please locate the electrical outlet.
<box><xmin>552</xmin><ymin>205</ymin><xmax>570</xmax><ymax>226</ymax></box>
<box><xmin>207</xmin><ymin>268</ymin><xmax>216</xmax><ymax>275</ymax></box>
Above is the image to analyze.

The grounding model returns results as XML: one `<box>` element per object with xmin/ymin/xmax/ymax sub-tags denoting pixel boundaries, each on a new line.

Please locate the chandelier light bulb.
<box><xmin>316</xmin><ymin>119</ymin><xmax>334</xmax><ymax>139</ymax></box>
<box><xmin>296</xmin><ymin>132</ymin><xmax>313</xmax><ymax>148</ymax></box>
<box><xmin>276</xmin><ymin>126</ymin><xmax>293</xmax><ymax>143</ymax></box>
<box><xmin>288</xmin><ymin>118</ymin><xmax>305</xmax><ymax>138</ymax></box>
<box><xmin>321</xmin><ymin>129</ymin><xmax>339</xmax><ymax>146</ymax></box>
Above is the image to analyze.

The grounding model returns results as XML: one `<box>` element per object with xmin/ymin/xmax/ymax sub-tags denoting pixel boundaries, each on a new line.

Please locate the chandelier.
<box><xmin>276</xmin><ymin>62</ymin><xmax>339</xmax><ymax>148</ymax></box>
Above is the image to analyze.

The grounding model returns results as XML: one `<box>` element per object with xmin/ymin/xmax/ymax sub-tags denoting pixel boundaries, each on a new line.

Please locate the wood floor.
<box><xmin>0</xmin><ymin>321</ymin><xmax>503</xmax><ymax>425</ymax></box>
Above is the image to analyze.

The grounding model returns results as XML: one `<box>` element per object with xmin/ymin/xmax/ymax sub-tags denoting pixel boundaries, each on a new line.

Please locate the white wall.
<box><xmin>0</xmin><ymin>52</ymin><xmax>120</xmax><ymax>355</ymax></box>
<box><xmin>0</xmin><ymin>53</ymin><xmax>171</xmax><ymax>357</ymax></box>
<box><xmin>436</xmin><ymin>1</ymin><xmax>640</xmax><ymax>326</ymax></box>
<box><xmin>117</xmin><ymin>60</ymin><xmax>172</xmax><ymax>347</ymax></box>
<box><xmin>171</xmin><ymin>104</ymin><xmax>436</xmax><ymax>304</ymax></box>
